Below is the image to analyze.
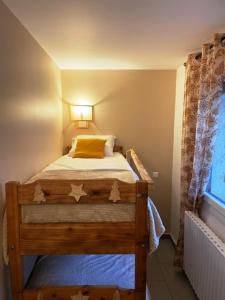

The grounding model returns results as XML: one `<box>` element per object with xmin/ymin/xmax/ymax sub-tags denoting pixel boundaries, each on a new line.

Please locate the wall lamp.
<box><xmin>70</xmin><ymin>105</ymin><xmax>93</xmax><ymax>128</ymax></box>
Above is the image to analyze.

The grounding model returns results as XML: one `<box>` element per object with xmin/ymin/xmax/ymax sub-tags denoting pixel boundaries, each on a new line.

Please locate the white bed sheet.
<box><xmin>44</xmin><ymin>152</ymin><xmax>134</xmax><ymax>172</ymax></box>
<box><xmin>26</xmin><ymin>152</ymin><xmax>139</xmax><ymax>184</ymax></box>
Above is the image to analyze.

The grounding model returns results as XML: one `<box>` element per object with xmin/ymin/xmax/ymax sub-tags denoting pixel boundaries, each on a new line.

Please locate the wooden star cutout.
<box><xmin>33</xmin><ymin>183</ymin><xmax>46</xmax><ymax>204</ymax></box>
<box><xmin>69</xmin><ymin>184</ymin><xmax>87</xmax><ymax>202</ymax></box>
<box><xmin>70</xmin><ymin>291</ymin><xmax>89</xmax><ymax>300</ymax></box>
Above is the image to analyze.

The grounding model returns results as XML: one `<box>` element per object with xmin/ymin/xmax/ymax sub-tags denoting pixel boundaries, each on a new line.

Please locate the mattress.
<box><xmin>27</xmin><ymin>254</ymin><xmax>135</xmax><ymax>289</ymax></box>
<box><xmin>22</xmin><ymin>153</ymin><xmax>138</xmax><ymax>224</ymax></box>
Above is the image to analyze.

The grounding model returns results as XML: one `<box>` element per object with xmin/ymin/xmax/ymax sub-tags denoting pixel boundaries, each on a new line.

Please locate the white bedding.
<box><xmin>26</xmin><ymin>153</ymin><xmax>139</xmax><ymax>184</ymax></box>
<box><xmin>44</xmin><ymin>153</ymin><xmax>133</xmax><ymax>172</ymax></box>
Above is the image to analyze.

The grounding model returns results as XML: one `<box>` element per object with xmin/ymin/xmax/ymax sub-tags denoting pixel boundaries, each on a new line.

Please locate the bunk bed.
<box><xmin>6</xmin><ymin>142</ymin><xmax>162</xmax><ymax>300</ymax></box>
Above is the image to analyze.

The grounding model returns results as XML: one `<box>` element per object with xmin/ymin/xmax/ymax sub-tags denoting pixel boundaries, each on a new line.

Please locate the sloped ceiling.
<box><xmin>3</xmin><ymin>0</ymin><xmax>225</xmax><ymax>69</ymax></box>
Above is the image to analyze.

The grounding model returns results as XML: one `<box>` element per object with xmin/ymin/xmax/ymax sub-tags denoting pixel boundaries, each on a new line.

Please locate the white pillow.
<box><xmin>68</xmin><ymin>135</ymin><xmax>116</xmax><ymax>157</ymax></box>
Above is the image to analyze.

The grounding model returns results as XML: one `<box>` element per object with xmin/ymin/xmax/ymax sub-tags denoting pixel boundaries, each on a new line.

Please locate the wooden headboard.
<box><xmin>113</xmin><ymin>145</ymin><xmax>123</xmax><ymax>154</ymax></box>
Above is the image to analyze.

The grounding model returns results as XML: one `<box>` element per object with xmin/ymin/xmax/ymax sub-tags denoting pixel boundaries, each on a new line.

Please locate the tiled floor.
<box><xmin>147</xmin><ymin>237</ymin><xmax>198</xmax><ymax>300</ymax></box>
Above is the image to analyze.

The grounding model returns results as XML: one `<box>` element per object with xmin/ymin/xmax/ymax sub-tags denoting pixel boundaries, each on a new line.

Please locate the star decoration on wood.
<box><xmin>109</xmin><ymin>181</ymin><xmax>121</xmax><ymax>203</ymax></box>
<box><xmin>33</xmin><ymin>183</ymin><xmax>46</xmax><ymax>204</ymax></box>
<box><xmin>69</xmin><ymin>184</ymin><xmax>87</xmax><ymax>202</ymax></box>
<box><xmin>70</xmin><ymin>291</ymin><xmax>90</xmax><ymax>300</ymax></box>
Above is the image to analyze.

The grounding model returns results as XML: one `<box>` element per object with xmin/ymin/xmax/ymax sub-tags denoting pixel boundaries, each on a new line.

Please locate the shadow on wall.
<box><xmin>93</xmin><ymin>85</ymin><xmax>155</xmax><ymax>150</ymax></box>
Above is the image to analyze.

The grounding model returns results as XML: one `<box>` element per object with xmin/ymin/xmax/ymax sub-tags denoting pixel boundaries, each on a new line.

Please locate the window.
<box><xmin>208</xmin><ymin>94</ymin><xmax>225</xmax><ymax>204</ymax></box>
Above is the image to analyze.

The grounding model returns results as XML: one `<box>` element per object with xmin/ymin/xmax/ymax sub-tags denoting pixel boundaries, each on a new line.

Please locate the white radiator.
<box><xmin>184</xmin><ymin>211</ymin><xmax>225</xmax><ymax>300</ymax></box>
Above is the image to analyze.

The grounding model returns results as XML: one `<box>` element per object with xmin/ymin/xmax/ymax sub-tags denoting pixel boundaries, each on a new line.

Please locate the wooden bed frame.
<box><xmin>6</xmin><ymin>147</ymin><xmax>153</xmax><ymax>300</ymax></box>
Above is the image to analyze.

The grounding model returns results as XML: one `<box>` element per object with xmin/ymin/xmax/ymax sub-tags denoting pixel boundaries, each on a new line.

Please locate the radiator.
<box><xmin>184</xmin><ymin>211</ymin><xmax>225</xmax><ymax>300</ymax></box>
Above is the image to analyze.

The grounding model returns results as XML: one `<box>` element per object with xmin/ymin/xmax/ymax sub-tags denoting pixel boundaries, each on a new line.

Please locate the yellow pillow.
<box><xmin>73</xmin><ymin>139</ymin><xmax>106</xmax><ymax>158</ymax></box>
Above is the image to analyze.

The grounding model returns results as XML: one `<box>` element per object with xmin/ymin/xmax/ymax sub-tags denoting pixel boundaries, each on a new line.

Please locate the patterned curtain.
<box><xmin>175</xmin><ymin>33</ymin><xmax>225</xmax><ymax>267</ymax></box>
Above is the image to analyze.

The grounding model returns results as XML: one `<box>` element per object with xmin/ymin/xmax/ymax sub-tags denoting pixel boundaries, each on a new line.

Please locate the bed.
<box><xmin>6</xmin><ymin>138</ymin><xmax>164</xmax><ymax>300</ymax></box>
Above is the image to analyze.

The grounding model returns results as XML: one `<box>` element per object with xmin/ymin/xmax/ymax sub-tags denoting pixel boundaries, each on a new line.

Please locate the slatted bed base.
<box><xmin>6</xmin><ymin>149</ymin><xmax>152</xmax><ymax>300</ymax></box>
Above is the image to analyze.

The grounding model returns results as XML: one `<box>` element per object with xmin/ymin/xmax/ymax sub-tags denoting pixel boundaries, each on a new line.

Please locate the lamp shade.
<box><xmin>70</xmin><ymin>105</ymin><xmax>93</xmax><ymax>121</ymax></box>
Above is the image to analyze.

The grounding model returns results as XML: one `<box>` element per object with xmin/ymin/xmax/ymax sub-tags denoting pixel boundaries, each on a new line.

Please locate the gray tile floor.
<box><xmin>147</xmin><ymin>237</ymin><xmax>198</xmax><ymax>300</ymax></box>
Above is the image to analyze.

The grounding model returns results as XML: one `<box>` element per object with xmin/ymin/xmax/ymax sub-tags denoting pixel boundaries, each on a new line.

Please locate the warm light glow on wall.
<box><xmin>59</xmin><ymin>57</ymin><xmax>142</xmax><ymax>70</ymax></box>
<box><xmin>70</xmin><ymin>105</ymin><xmax>93</xmax><ymax>128</ymax></box>
<box><xmin>76</xmin><ymin>97</ymin><xmax>92</xmax><ymax>106</ymax></box>
<box><xmin>70</xmin><ymin>105</ymin><xmax>92</xmax><ymax>121</ymax></box>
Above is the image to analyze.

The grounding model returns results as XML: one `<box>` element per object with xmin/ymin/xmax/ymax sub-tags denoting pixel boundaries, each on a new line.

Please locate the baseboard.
<box><xmin>169</xmin><ymin>233</ymin><xmax>177</xmax><ymax>246</ymax></box>
<box><xmin>162</xmin><ymin>232</ymin><xmax>177</xmax><ymax>246</ymax></box>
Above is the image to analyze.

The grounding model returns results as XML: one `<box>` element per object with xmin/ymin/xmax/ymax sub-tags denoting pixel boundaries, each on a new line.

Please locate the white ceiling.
<box><xmin>3</xmin><ymin>0</ymin><xmax>225</xmax><ymax>69</ymax></box>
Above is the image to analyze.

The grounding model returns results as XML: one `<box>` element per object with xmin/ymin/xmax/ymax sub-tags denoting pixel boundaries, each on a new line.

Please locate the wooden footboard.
<box><xmin>6</xmin><ymin>150</ymin><xmax>151</xmax><ymax>300</ymax></box>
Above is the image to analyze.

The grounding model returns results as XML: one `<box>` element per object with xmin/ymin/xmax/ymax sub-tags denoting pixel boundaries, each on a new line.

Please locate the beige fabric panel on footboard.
<box><xmin>21</xmin><ymin>203</ymin><xmax>135</xmax><ymax>223</ymax></box>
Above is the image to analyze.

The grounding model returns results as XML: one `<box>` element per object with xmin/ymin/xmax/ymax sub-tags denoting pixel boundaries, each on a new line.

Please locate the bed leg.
<box><xmin>135</xmin><ymin>181</ymin><xmax>148</xmax><ymax>300</ymax></box>
<box><xmin>6</xmin><ymin>182</ymin><xmax>24</xmax><ymax>300</ymax></box>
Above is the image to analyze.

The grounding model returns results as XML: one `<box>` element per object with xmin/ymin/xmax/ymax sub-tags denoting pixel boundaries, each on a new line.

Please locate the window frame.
<box><xmin>204</xmin><ymin>191</ymin><xmax>225</xmax><ymax>218</ymax></box>
<box><xmin>205</xmin><ymin>90</ymin><xmax>225</xmax><ymax>208</ymax></box>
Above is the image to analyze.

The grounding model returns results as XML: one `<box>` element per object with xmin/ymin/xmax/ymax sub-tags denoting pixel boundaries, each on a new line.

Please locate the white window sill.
<box><xmin>204</xmin><ymin>192</ymin><xmax>225</xmax><ymax>218</ymax></box>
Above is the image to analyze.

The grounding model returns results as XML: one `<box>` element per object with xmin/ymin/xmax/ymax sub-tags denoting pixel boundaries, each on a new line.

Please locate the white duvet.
<box><xmin>45</xmin><ymin>153</ymin><xmax>133</xmax><ymax>172</ymax></box>
<box><xmin>26</xmin><ymin>153</ymin><xmax>138</xmax><ymax>184</ymax></box>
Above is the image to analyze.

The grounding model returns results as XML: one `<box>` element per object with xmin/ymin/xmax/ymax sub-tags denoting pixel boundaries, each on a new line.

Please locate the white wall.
<box><xmin>170</xmin><ymin>65</ymin><xmax>185</xmax><ymax>243</ymax></box>
<box><xmin>0</xmin><ymin>2</ymin><xmax>63</xmax><ymax>299</ymax></box>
